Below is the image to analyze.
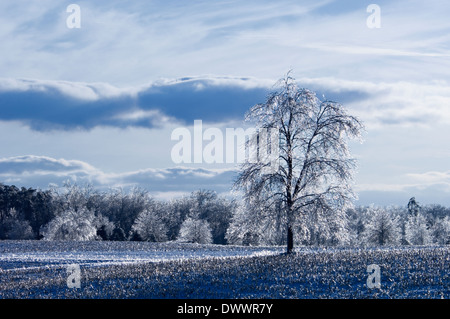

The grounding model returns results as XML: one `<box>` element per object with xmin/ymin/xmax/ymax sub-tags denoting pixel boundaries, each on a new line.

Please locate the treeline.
<box><xmin>226</xmin><ymin>196</ymin><xmax>450</xmax><ymax>247</ymax></box>
<box><xmin>0</xmin><ymin>183</ymin><xmax>235</xmax><ymax>244</ymax></box>
<box><xmin>1</xmin><ymin>183</ymin><xmax>449</xmax><ymax>246</ymax></box>
<box><xmin>346</xmin><ymin>199</ymin><xmax>450</xmax><ymax>246</ymax></box>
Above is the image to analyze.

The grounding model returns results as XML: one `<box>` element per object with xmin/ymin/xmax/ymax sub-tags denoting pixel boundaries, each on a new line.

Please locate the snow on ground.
<box><xmin>0</xmin><ymin>240</ymin><xmax>284</xmax><ymax>272</ymax></box>
<box><xmin>0</xmin><ymin>241</ymin><xmax>448</xmax><ymax>298</ymax></box>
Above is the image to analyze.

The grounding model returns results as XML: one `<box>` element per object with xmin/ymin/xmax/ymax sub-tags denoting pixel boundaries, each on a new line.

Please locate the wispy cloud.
<box><xmin>297</xmin><ymin>77</ymin><xmax>450</xmax><ymax>129</ymax></box>
<box><xmin>2</xmin><ymin>0</ymin><xmax>449</xmax><ymax>86</ymax></box>
<box><xmin>406</xmin><ymin>171</ymin><xmax>450</xmax><ymax>189</ymax></box>
<box><xmin>303</xmin><ymin>43</ymin><xmax>450</xmax><ymax>58</ymax></box>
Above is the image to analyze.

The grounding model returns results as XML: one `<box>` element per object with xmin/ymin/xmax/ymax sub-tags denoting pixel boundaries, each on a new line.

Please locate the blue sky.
<box><xmin>1</xmin><ymin>0</ymin><xmax>450</xmax><ymax>207</ymax></box>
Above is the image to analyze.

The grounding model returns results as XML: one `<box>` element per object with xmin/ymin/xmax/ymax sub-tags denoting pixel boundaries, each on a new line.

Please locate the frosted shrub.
<box><xmin>178</xmin><ymin>217</ymin><xmax>213</xmax><ymax>244</ymax></box>
<box><xmin>131</xmin><ymin>208</ymin><xmax>168</xmax><ymax>242</ymax></box>
<box><xmin>41</xmin><ymin>208</ymin><xmax>97</xmax><ymax>241</ymax></box>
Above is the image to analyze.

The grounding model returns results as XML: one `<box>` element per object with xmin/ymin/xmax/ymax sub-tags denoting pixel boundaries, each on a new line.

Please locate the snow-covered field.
<box><xmin>0</xmin><ymin>240</ymin><xmax>283</xmax><ymax>271</ymax></box>
<box><xmin>0</xmin><ymin>241</ymin><xmax>449</xmax><ymax>299</ymax></box>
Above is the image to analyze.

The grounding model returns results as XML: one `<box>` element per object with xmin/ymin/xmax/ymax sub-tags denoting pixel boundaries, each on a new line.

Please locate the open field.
<box><xmin>0</xmin><ymin>241</ymin><xmax>449</xmax><ymax>299</ymax></box>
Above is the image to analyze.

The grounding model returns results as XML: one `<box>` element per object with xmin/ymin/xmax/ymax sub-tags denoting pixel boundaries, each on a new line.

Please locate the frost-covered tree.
<box><xmin>41</xmin><ymin>208</ymin><xmax>98</xmax><ymax>241</ymax></box>
<box><xmin>405</xmin><ymin>213</ymin><xmax>432</xmax><ymax>245</ymax></box>
<box><xmin>407</xmin><ymin>197</ymin><xmax>421</xmax><ymax>217</ymax></box>
<box><xmin>346</xmin><ymin>206</ymin><xmax>371</xmax><ymax>245</ymax></box>
<box><xmin>362</xmin><ymin>207</ymin><xmax>400</xmax><ymax>246</ymax></box>
<box><xmin>51</xmin><ymin>182</ymin><xmax>93</xmax><ymax>213</ymax></box>
<box><xmin>430</xmin><ymin>216</ymin><xmax>450</xmax><ymax>245</ymax></box>
<box><xmin>131</xmin><ymin>201</ymin><xmax>168</xmax><ymax>242</ymax></box>
<box><xmin>234</xmin><ymin>72</ymin><xmax>363</xmax><ymax>253</ymax></box>
<box><xmin>188</xmin><ymin>190</ymin><xmax>234</xmax><ymax>245</ymax></box>
<box><xmin>177</xmin><ymin>204</ymin><xmax>213</xmax><ymax>244</ymax></box>
<box><xmin>101</xmin><ymin>187</ymin><xmax>150</xmax><ymax>239</ymax></box>
<box><xmin>178</xmin><ymin>217</ymin><xmax>213</xmax><ymax>244</ymax></box>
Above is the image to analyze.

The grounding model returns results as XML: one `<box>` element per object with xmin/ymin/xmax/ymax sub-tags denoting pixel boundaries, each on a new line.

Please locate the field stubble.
<box><xmin>0</xmin><ymin>241</ymin><xmax>448</xmax><ymax>299</ymax></box>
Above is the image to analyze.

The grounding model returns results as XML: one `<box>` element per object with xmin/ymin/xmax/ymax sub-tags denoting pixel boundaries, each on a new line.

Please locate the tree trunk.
<box><xmin>287</xmin><ymin>225</ymin><xmax>294</xmax><ymax>254</ymax></box>
<box><xmin>286</xmin><ymin>197</ymin><xmax>294</xmax><ymax>254</ymax></box>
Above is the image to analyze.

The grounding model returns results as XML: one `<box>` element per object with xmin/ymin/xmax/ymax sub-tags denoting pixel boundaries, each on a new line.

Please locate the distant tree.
<box><xmin>177</xmin><ymin>204</ymin><xmax>213</xmax><ymax>244</ymax></box>
<box><xmin>29</xmin><ymin>189</ymin><xmax>55</xmax><ymax>239</ymax></box>
<box><xmin>405</xmin><ymin>213</ymin><xmax>432</xmax><ymax>245</ymax></box>
<box><xmin>165</xmin><ymin>190</ymin><xmax>234</xmax><ymax>244</ymax></box>
<box><xmin>101</xmin><ymin>187</ymin><xmax>151</xmax><ymax>239</ymax></box>
<box><xmin>407</xmin><ymin>197</ymin><xmax>420</xmax><ymax>217</ymax></box>
<box><xmin>111</xmin><ymin>227</ymin><xmax>126</xmax><ymax>241</ymax></box>
<box><xmin>165</xmin><ymin>196</ymin><xmax>192</xmax><ymax>241</ymax></box>
<box><xmin>178</xmin><ymin>217</ymin><xmax>213</xmax><ymax>244</ymax></box>
<box><xmin>51</xmin><ymin>182</ymin><xmax>92</xmax><ymax>213</ymax></box>
<box><xmin>362</xmin><ymin>207</ymin><xmax>400</xmax><ymax>246</ymax></box>
<box><xmin>385</xmin><ymin>205</ymin><xmax>409</xmax><ymax>245</ymax></box>
<box><xmin>131</xmin><ymin>201</ymin><xmax>168</xmax><ymax>242</ymax></box>
<box><xmin>0</xmin><ymin>184</ymin><xmax>55</xmax><ymax>239</ymax></box>
<box><xmin>188</xmin><ymin>190</ymin><xmax>235</xmax><ymax>244</ymax></box>
<box><xmin>430</xmin><ymin>216</ymin><xmax>450</xmax><ymax>245</ymax></box>
<box><xmin>234</xmin><ymin>72</ymin><xmax>363</xmax><ymax>253</ymax></box>
<box><xmin>422</xmin><ymin>204</ymin><xmax>450</xmax><ymax>220</ymax></box>
<box><xmin>226</xmin><ymin>202</ymin><xmax>261</xmax><ymax>246</ymax></box>
<box><xmin>346</xmin><ymin>207</ymin><xmax>369</xmax><ymax>245</ymax></box>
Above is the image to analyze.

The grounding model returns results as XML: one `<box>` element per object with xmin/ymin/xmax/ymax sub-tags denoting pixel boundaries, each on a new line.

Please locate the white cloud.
<box><xmin>0</xmin><ymin>155</ymin><xmax>238</xmax><ymax>196</ymax></box>
<box><xmin>296</xmin><ymin>77</ymin><xmax>450</xmax><ymax>129</ymax></box>
<box><xmin>0</xmin><ymin>78</ymin><xmax>138</xmax><ymax>101</ymax></box>
<box><xmin>406</xmin><ymin>171</ymin><xmax>450</xmax><ymax>188</ymax></box>
<box><xmin>302</xmin><ymin>43</ymin><xmax>450</xmax><ymax>58</ymax></box>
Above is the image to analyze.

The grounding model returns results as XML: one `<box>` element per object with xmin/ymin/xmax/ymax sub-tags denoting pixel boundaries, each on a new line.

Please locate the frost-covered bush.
<box><xmin>178</xmin><ymin>217</ymin><xmax>213</xmax><ymax>244</ymax></box>
<box><xmin>41</xmin><ymin>208</ymin><xmax>98</xmax><ymax>241</ymax></box>
<box><xmin>131</xmin><ymin>207</ymin><xmax>168</xmax><ymax>242</ymax></box>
